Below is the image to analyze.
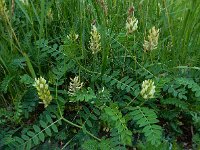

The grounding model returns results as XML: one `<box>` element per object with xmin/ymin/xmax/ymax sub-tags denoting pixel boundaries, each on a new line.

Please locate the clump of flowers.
<box><xmin>33</xmin><ymin>77</ymin><xmax>52</xmax><ymax>108</ymax></box>
<box><xmin>68</xmin><ymin>76</ymin><xmax>83</xmax><ymax>96</ymax></box>
<box><xmin>143</xmin><ymin>26</ymin><xmax>160</xmax><ymax>52</ymax></box>
<box><xmin>89</xmin><ymin>24</ymin><xmax>101</xmax><ymax>54</ymax></box>
<box><xmin>67</xmin><ymin>32</ymin><xmax>79</xmax><ymax>42</ymax></box>
<box><xmin>126</xmin><ymin>6</ymin><xmax>138</xmax><ymax>34</ymax></box>
<box><xmin>140</xmin><ymin>79</ymin><xmax>156</xmax><ymax>99</ymax></box>
<box><xmin>126</xmin><ymin>17</ymin><xmax>138</xmax><ymax>34</ymax></box>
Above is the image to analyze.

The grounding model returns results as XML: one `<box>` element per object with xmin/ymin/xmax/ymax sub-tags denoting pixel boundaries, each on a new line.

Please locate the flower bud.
<box><xmin>126</xmin><ymin>16</ymin><xmax>138</xmax><ymax>34</ymax></box>
<box><xmin>89</xmin><ymin>25</ymin><xmax>101</xmax><ymax>54</ymax></box>
<box><xmin>68</xmin><ymin>76</ymin><xmax>83</xmax><ymax>96</ymax></box>
<box><xmin>143</xmin><ymin>26</ymin><xmax>160</xmax><ymax>52</ymax></box>
<box><xmin>140</xmin><ymin>79</ymin><xmax>156</xmax><ymax>99</ymax></box>
<box><xmin>33</xmin><ymin>77</ymin><xmax>52</xmax><ymax>107</ymax></box>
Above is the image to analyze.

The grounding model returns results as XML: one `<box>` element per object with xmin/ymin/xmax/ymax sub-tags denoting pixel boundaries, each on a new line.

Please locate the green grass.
<box><xmin>0</xmin><ymin>0</ymin><xmax>200</xmax><ymax>149</ymax></box>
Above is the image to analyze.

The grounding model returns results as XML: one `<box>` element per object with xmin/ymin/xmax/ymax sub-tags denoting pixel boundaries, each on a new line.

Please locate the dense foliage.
<box><xmin>0</xmin><ymin>0</ymin><xmax>200</xmax><ymax>149</ymax></box>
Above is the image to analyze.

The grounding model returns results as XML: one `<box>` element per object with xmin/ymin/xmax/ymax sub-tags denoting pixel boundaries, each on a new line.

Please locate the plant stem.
<box><xmin>61</xmin><ymin>117</ymin><xmax>82</xmax><ymax>129</ymax></box>
<box><xmin>61</xmin><ymin>117</ymin><xmax>101</xmax><ymax>141</ymax></box>
<box><xmin>55</xmin><ymin>83</ymin><xmax>101</xmax><ymax>142</ymax></box>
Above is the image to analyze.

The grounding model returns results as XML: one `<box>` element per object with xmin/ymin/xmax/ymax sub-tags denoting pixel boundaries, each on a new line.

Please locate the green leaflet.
<box><xmin>127</xmin><ymin>106</ymin><xmax>162</xmax><ymax>146</ymax></box>
<box><xmin>101</xmin><ymin>105</ymin><xmax>132</xmax><ymax>146</ymax></box>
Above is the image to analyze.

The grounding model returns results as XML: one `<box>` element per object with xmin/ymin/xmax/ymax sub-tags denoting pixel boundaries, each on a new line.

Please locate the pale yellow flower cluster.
<box><xmin>67</xmin><ymin>33</ymin><xmax>79</xmax><ymax>42</ymax></box>
<box><xmin>143</xmin><ymin>26</ymin><xmax>160</xmax><ymax>52</ymax></box>
<box><xmin>68</xmin><ymin>76</ymin><xmax>83</xmax><ymax>96</ymax></box>
<box><xmin>140</xmin><ymin>79</ymin><xmax>156</xmax><ymax>99</ymax></box>
<box><xmin>125</xmin><ymin>6</ymin><xmax>138</xmax><ymax>34</ymax></box>
<box><xmin>126</xmin><ymin>16</ymin><xmax>138</xmax><ymax>34</ymax></box>
<box><xmin>33</xmin><ymin>77</ymin><xmax>52</xmax><ymax>108</ymax></box>
<box><xmin>89</xmin><ymin>25</ymin><xmax>101</xmax><ymax>54</ymax></box>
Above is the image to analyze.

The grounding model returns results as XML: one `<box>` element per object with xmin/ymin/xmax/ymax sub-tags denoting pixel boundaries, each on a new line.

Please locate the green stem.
<box><xmin>23</xmin><ymin>52</ymin><xmax>36</xmax><ymax>79</ymax></box>
<box><xmin>55</xmin><ymin>82</ymin><xmax>63</xmax><ymax>117</ymax></box>
<box><xmin>61</xmin><ymin>117</ymin><xmax>101</xmax><ymax>141</ymax></box>
<box><xmin>139</xmin><ymin>99</ymin><xmax>148</xmax><ymax>107</ymax></box>
<box><xmin>61</xmin><ymin>117</ymin><xmax>82</xmax><ymax>129</ymax></box>
<box><xmin>126</xmin><ymin>96</ymin><xmax>137</xmax><ymax>107</ymax></box>
<box><xmin>55</xmin><ymin>83</ymin><xmax>101</xmax><ymax>142</ymax></box>
<box><xmin>61</xmin><ymin>136</ymin><xmax>75</xmax><ymax>150</ymax></box>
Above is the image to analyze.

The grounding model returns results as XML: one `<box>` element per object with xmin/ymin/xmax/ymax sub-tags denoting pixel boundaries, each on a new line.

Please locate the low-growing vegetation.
<box><xmin>0</xmin><ymin>0</ymin><xmax>200</xmax><ymax>149</ymax></box>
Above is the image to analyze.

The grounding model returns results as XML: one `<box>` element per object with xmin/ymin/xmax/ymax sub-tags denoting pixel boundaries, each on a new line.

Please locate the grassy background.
<box><xmin>0</xmin><ymin>0</ymin><xmax>200</xmax><ymax>148</ymax></box>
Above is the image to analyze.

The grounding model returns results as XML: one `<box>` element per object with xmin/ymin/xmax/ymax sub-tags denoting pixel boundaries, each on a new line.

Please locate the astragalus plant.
<box><xmin>0</xmin><ymin>0</ymin><xmax>200</xmax><ymax>150</ymax></box>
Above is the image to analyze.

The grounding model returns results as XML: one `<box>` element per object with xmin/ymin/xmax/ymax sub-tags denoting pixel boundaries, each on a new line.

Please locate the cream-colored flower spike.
<box><xmin>143</xmin><ymin>26</ymin><xmax>160</xmax><ymax>52</ymax></box>
<box><xmin>126</xmin><ymin>6</ymin><xmax>138</xmax><ymax>34</ymax></box>
<box><xmin>140</xmin><ymin>79</ymin><xmax>156</xmax><ymax>99</ymax></box>
<box><xmin>68</xmin><ymin>76</ymin><xmax>83</xmax><ymax>96</ymax></box>
<box><xmin>67</xmin><ymin>33</ymin><xmax>79</xmax><ymax>42</ymax></box>
<box><xmin>126</xmin><ymin>16</ymin><xmax>138</xmax><ymax>34</ymax></box>
<box><xmin>89</xmin><ymin>25</ymin><xmax>101</xmax><ymax>54</ymax></box>
<box><xmin>33</xmin><ymin>77</ymin><xmax>52</xmax><ymax>108</ymax></box>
